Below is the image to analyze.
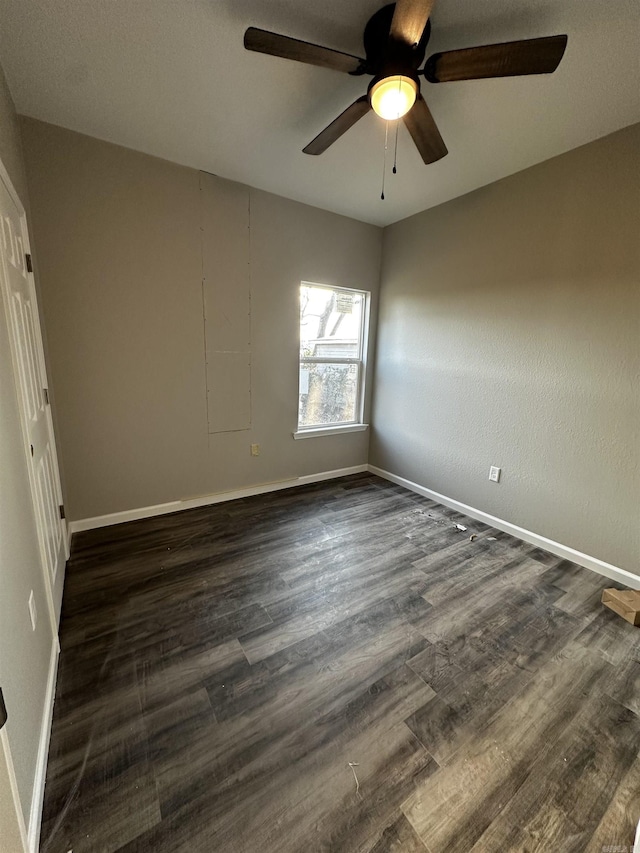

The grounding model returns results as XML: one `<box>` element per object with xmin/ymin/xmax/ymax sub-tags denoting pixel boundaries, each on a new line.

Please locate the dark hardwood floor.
<box><xmin>40</xmin><ymin>474</ymin><xmax>640</xmax><ymax>852</ymax></box>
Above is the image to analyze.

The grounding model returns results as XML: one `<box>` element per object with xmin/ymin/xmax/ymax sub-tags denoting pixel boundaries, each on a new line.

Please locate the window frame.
<box><xmin>295</xmin><ymin>281</ymin><xmax>371</xmax><ymax>437</ymax></box>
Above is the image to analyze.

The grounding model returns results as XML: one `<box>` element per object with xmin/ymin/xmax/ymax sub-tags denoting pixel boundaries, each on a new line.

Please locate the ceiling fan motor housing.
<box><xmin>364</xmin><ymin>4</ymin><xmax>427</xmax><ymax>111</ymax></box>
<box><xmin>364</xmin><ymin>4</ymin><xmax>431</xmax><ymax>74</ymax></box>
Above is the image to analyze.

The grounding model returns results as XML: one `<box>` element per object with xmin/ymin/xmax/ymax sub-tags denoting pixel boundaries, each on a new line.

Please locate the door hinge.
<box><xmin>59</xmin><ymin>504</ymin><xmax>65</xmax><ymax>520</ymax></box>
<box><xmin>25</xmin><ymin>253</ymin><xmax>33</xmax><ymax>273</ymax></box>
<box><xmin>43</xmin><ymin>387</ymin><xmax>50</xmax><ymax>405</ymax></box>
<box><xmin>0</xmin><ymin>687</ymin><xmax>7</xmax><ymax>731</ymax></box>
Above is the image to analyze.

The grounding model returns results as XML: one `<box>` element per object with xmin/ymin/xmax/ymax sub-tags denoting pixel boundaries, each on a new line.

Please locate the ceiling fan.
<box><xmin>244</xmin><ymin>0</ymin><xmax>567</xmax><ymax>164</ymax></box>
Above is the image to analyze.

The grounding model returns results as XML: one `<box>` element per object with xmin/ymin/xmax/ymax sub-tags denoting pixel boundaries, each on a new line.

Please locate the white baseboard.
<box><xmin>368</xmin><ymin>465</ymin><xmax>640</xmax><ymax>590</ymax></box>
<box><xmin>68</xmin><ymin>465</ymin><xmax>369</xmax><ymax>535</ymax></box>
<box><xmin>66</xmin><ymin>461</ymin><xmax>637</xmax><ymax>589</ymax></box>
<box><xmin>0</xmin><ymin>728</ymin><xmax>30</xmax><ymax>852</ymax></box>
<box><xmin>28</xmin><ymin>636</ymin><xmax>59</xmax><ymax>853</ymax></box>
<box><xmin>296</xmin><ymin>465</ymin><xmax>368</xmax><ymax>486</ymax></box>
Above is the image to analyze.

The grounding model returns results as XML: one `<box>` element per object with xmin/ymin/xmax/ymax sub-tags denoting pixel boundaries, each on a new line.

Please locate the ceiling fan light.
<box><xmin>370</xmin><ymin>75</ymin><xmax>418</xmax><ymax>120</ymax></box>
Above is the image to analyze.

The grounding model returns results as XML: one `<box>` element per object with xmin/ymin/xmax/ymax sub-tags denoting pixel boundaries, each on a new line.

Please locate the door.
<box><xmin>0</xmin><ymin>730</ymin><xmax>29</xmax><ymax>853</ymax></box>
<box><xmin>0</xmin><ymin>169</ymin><xmax>67</xmax><ymax>631</ymax></box>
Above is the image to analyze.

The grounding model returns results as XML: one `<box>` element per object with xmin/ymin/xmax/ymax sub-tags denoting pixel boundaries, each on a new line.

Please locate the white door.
<box><xmin>0</xmin><ymin>170</ymin><xmax>67</xmax><ymax>631</ymax></box>
<box><xmin>0</xmin><ymin>730</ymin><xmax>29</xmax><ymax>853</ymax></box>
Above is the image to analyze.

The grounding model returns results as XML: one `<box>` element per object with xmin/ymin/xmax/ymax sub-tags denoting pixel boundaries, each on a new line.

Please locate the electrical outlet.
<box><xmin>250</xmin><ymin>444</ymin><xmax>260</xmax><ymax>457</ymax></box>
<box><xmin>28</xmin><ymin>590</ymin><xmax>37</xmax><ymax>631</ymax></box>
<box><xmin>489</xmin><ymin>466</ymin><xmax>501</xmax><ymax>483</ymax></box>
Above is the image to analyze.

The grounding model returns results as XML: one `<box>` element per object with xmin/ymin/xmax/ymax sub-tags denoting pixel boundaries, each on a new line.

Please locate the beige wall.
<box><xmin>20</xmin><ymin>119</ymin><xmax>382</xmax><ymax>521</ymax></box>
<box><xmin>372</xmin><ymin>124</ymin><xmax>640</xmax><ymax>575</ymax></box>
<box><xmin>0</xmin><ymin>62</ymin><xmax>56</xmax><ymax>829</ymax></box>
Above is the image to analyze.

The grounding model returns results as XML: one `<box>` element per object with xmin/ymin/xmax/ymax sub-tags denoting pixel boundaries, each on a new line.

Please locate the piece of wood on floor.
<box><xmin>601</xmin><ymin>589</ymin><xmax>640</xmax><ymax>627</ymax></box>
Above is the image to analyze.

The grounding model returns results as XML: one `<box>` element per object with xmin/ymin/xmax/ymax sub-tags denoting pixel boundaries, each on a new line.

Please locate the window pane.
<box><xmin>298</xmin><ymin>362</ymin><xmax>359</xmax><ymax>427</ymax></box>
<box><xmin>300</xmin><ymin>285</ymin><xmax>363</xmax><ymax>360</ymax></box>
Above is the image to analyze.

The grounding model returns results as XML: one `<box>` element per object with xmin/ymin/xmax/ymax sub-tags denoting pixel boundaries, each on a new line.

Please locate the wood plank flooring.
<box><xmin>40</xmin><ymin>474</ymin><xmax>640</xmax><ymax>852</ymax></box>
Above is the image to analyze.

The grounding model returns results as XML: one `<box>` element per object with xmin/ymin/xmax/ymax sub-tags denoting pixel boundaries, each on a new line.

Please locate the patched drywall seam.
<box><xmin>200</xmin><ymin>172</ymin><xmax>252</xmax><ymax>434</ymax></box>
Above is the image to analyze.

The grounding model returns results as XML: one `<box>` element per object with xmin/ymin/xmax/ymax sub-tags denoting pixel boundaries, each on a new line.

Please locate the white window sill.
<box><xmin>293</xmin><ymin>424</ymin><xmax>369</xmax><ymax>440</ymax></box>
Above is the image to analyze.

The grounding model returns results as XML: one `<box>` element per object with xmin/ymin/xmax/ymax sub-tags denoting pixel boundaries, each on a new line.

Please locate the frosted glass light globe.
<box><xmin>370</xmin><ymin>75</ymin><xmax>418</xmax><ymax>120</ymax></box>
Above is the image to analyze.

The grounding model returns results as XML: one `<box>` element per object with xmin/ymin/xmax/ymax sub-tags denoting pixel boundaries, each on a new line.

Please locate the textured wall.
<box><xmin>0</xmin><ymin>62</ymin><xmax>55</xmax><ymax>828</ymax></box>
<box><xmin>20</xmin><ymin>119</ymin><xmax>382</xmax><ymax>521</ymax></box>
<box><xmin>371</xmin><ymin>124</ymin><xmax>640</xmax><ymax>574</ymax></box>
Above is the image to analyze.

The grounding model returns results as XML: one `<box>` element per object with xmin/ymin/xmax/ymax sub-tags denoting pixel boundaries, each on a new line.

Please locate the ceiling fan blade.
<box><xmin>244</xmin><ymin>27</ymin><xmax>364</xmax><ymax>74</ymax></box>
<box><xmin>303</xmin><ymin>97</ymin><xmax>371</xmax><ymax>155</ymax></box>
<box><xmin>425</xmin><ymin>35</ymin><xmax>568</xmax><ymax>83</ymax></box>
<box><xmin>390</xmin><ymin>0</ymin><xmax>436</xmax><ymax>47</ymax></box>
<box><xmin>403</xmin><ymin>95</ymin><xmax>447</xmax><ymax>164</ymax></box>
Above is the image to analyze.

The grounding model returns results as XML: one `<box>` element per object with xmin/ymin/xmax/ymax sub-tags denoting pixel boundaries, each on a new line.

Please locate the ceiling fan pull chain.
<box><xmin>393</xmin><ymin>120</ymin><xmax>399</xmax><ymax>174</ymax></box>
<box><xmin>392</xmin><ymin>76</ymin><xmax>401</xmax><ymax>174</ymax></box>
<box><xmin>381</xmin><ymin>119</ymin><xmax>389</xmax><ymax>200</ymax></box>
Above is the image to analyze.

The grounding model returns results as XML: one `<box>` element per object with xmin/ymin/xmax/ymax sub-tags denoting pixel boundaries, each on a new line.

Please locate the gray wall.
<box><xmin>0</xmin><ymin>61</ymin><xmax>56</xmax><ymax>827</ymax></box>
<box><xmin>20</xmin><ymin>118</ymin><xmax>382</xmax><ymax>521</ymax></box>
<box><xmin>16</xmin><ymin>115</ymin><xmax>640</xmax><ymax>576</ymax></box>
<box><xmin>371</xmin><ymin>124</ymin><xmax>640</xmax><ymax>575</ymax></box>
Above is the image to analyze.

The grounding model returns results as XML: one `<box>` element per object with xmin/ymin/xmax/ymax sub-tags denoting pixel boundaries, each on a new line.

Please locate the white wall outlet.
<box><xmin>28</xmin><ymin>590</ymin><xmax>37</xmax><ymax>631</ymax></box>
<box><xmin>250</xmin><ymin>443</ymin><xmax>260</xmax><ymax>457</ymax></box>
<box><xmin>489</xmin><ymin>466</ymin><xmax>501</xmax><ymax>483</ymax></box>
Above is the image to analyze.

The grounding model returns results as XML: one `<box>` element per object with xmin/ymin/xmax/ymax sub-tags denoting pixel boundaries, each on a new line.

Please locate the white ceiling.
<box><xmin>0</xmin><ymin>0</ymin><xmax>638</xmax><ymax>226</ymax></box>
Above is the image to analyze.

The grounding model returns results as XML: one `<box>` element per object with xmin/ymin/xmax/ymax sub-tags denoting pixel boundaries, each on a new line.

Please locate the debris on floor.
<box><xmin>469</xmin><ymin>534</ymin><xmax>477</xmax><ymax>542</ymax></box>
<box><xmin>348</xmin><ymin>762</ymin><xmax>360</xmax><ymax>795</ymax></box>
<box><xmin>601</xmin><ymin>588</ymin><xmax>640</xmax><ymax>626</ymax></box>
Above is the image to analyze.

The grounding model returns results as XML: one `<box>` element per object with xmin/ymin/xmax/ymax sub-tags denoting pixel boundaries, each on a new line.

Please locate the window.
<box><xmin>296</xmin><ymin>282</ymin><xmax>369</xmax><ymax>436</ymax></box>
